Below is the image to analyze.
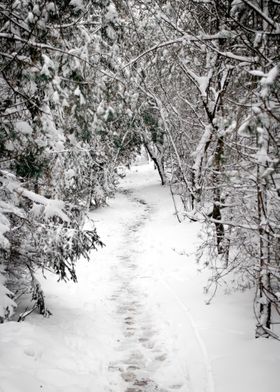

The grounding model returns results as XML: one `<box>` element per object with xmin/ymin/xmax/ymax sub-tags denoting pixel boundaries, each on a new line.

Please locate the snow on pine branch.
<box><xmin>0</xmin><ymin>266</ymin><xmax>16</xmax><ymax>321</ymax></box>
<box><xmin>0</xmin><ymin>212</ymin><xmax>11</xmax><ymax>251</ymax></box>
<box><xmin>0</xmin><ymin>200</ymin><xmax>25</xmax><ymax>250</ymax></box>
<box><xmin>181</xmin><ymin>65</ymin><xmax>212</xmax><ymax>97</ymax></box>
<box><xmin>70</xmin><ymin>0</ymin><xmax>85</xmax><ymax>11</ymax></box>
<box><xmin>0</xmin><ymin>171</ymin><xmax>70</xmax><ymax>227</ymax></box>
<box><xmin>261</xmin><ymin>66</ymin><xmax>279</xmax><ymax>86</ymax></box>
<box><xmin>249</xmin><ymin>65</ymin><xmax>279</xmax><ymax>97</ymax></box>
<box><xmin>15</xmin><ymin>188</ymin><xmax>70</xmax><ymax>223</ymax></box>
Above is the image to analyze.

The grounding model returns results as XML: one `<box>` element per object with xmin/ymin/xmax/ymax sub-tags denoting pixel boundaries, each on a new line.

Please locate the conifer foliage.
<box><xmin>0</xmin><ymin>0</ymin><xmax>140</xmax><ymax>321</ymax></box>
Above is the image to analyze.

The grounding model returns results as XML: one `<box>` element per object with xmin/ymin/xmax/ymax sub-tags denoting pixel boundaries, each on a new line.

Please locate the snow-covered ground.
<box><xmin>1</xmin><ymin>163</ymin><xmax>280</xmax><ymax>392</ymax></box>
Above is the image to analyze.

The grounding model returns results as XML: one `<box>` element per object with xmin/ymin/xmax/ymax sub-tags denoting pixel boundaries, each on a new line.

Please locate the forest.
<box><xmin>0</xmin><ymin>0</ymin><xmax>280</xmax><ymax>341</ymax></box>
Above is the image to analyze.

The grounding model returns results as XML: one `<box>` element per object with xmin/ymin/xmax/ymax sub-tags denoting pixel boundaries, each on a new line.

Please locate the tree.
<box><xmin>0</xmin><ymin>0</ymin><xmax>136</xmax><ymax>320</ymax></box>
<box><xmin>120</xmin><ymin>0</ymin><xmax>280</xmax><ymax>338</ymax></box>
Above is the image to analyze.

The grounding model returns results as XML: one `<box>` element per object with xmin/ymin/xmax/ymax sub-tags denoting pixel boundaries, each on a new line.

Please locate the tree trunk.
<box><xmin>212</xmin><ymin>136</ymin><xmax>225</xmax><ymax>254</ymax></box>
<box><xmin>255</xmin><ymin>170</ymin><xmax>272</xmax><ymax>337</ymax></box>
<box><xmin>143</xmin><ymin>142</ymin><xmax>167</xmax><ymax>185</ymax></box>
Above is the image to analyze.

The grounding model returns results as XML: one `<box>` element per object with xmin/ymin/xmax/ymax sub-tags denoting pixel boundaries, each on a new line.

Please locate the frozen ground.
<box><xmin>0</xmin><ymin>163</ymin><xmax>280</xmax><ymax>392</ymax></box>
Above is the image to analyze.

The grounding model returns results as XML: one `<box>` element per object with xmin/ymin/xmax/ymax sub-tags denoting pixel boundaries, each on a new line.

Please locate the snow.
<box><xmin>0</xmin><ymin>269</ymin><xmax>16</xmax><ymax>319</ymax></box>
<box><xmin>237</xmin><ymin>116</ymin><xmax>252</xmax><ymax>137</ymax></box>
<box><xmin>249</xmin><ymin>70</ymin><xmax>265</xmax><ymax>78</ymax></box>
<box><xmin>0</xmin><ymin>201</ymin><xmax>25</xmax><ymax>250</ymax></box>
<box><xmin>0</xmin><ymin>213</ymin><xmax>10</xmax><ymax>250</ymax></box>
<box><xmin>40</xmin><ymin>105</ymin><xmax>65</xmax><ymax>152</ymax></box>
<box><xmin>14</xmin><ymin>121</ymin><xmax>33</xmax><ymax>135</ymax></box>
<box><xmin>14</xmin><ymin>187</ymin><xmax>70</xmax><ymax>223</ymax></box>
<box><xmin>43</xmin><ymin>199</ymin><xmax>70</xmax><ymax>222</ymax></box>
<box><xmin>32</xmin><ymin>4</ymin><xmax>40</xmax><ymax>17</ymax></box>
<box><xmin>41</xmin><ymin>54</ymin><xmax>54</xmax><ymax>78</ymax></box>
<box><xmin>1</xmin><ymin>172</ymin><xmax>69</xmax><ymax>223</ymax></box>
<box><xmin>1</xmin><ymin>163</ymin><xmax>280</xmax><ymax>392</ymax></box>
<box><xmin>52</xmin><ymin>91</ymin><xmax>59</xmax><ymax>104</ymax></box>
<box><xmin>46</xmin><ymin>2</ymin><xmax>55</xmax><ymax>13</ymax></box>
<box><xmin>74</xmin><ymin>86</ymin><xmax>86</xmax><ymax>106</ymax></box>
<box><xmin>263</xmin><ymin>65</ymin><xmax>279</xmax><ymax>86</ymax></box>
<box><xmin>69</xmin><ymin>0</ymin><xmax>84</xmax><ymax>11</ymax></box>
<box><xmin>105</xmin><ymin>4</ymin><xmax>118</xmax><ymax>24</ymax></box>
<box><xmin>259</xmin><ymin>65</ymin><xmax>279</xmax><ymax>97</ymax></box>
<box><xmin>192</xmin><ymin>125</ymin><xmax>212</xmax><ymax>176</ymax></box>
<box><xmin>183</xmin><ymin>67</ymin><xmax>210</xmax><ymax>98</ymax></box>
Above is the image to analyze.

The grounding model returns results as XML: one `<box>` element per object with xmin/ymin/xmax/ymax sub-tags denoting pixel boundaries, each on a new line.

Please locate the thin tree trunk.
<box><xmin>143</xmin><ymin>142</ymin><xmax>166</xmax><ymax>185</ymax></box>
<box><xmin>255</xmin><ymin>170</ymin><xmax>272</xmax><ymax>337</ymax></box>
<box><xmin>212</xmin><ymin>136</ymin><xmax>225</xmax><ymax>254</ymax></box>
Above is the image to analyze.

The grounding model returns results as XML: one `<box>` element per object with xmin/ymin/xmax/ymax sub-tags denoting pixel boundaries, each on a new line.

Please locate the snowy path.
<box><xmin>96</xmin><ymin>167</ymin><xmax>212</xmax><ymax>392</ymax></box>
<box><xmin>107</xmin><ymin>191</ymin><xmax>164</xmax><ymax>391</ymax></box>
<box><xmin>106</xmin><ymin>189</ymin><xmax>191</xmax><ymax>392</ymax></box>
<box><xmin>1</xmin><ymin>163</ymin><xmax>280</xmax><ymax>392</ymax></box>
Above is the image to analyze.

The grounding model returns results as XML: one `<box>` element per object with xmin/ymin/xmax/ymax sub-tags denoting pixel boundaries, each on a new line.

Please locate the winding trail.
<box><xmin>108</xmin><ymin>191</ymin><xmax>174</xmax><ymax>392</ymax></box>
<box><xmin>14</xmin><ymin>163</ymin><xmax>213</xmax><ymax>392</ymax></box>
<box><xmin>94</xmin><ymin>165</ymin><xmax>214</xmax><ymax>392</ymax></box>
